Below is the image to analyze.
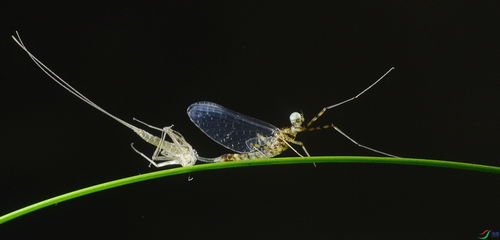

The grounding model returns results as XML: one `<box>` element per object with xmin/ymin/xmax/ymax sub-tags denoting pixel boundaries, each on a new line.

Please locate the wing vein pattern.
<box><xmin>187</xmin><ymin>102</ymin><xmax>279</xmax><ymax>153</ymax></box>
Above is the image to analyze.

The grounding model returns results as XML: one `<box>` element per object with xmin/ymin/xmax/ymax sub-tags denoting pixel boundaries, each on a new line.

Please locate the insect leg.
<box><xmin>250</xmin><ymin>143</ymin><xmax>273</xmax><ymax>152</ymax></box>
<box><xmin>132</xmin><ymin>118</ymin><xmax>186</xmax><ymax>156</ymax></box>
<box><xmin>328</xmin><ymin>124</ymin><xmax>400</xmax><ymax>158</ymax></box>
<box><xmin>276</xmin><ymin>135</ymin><xmax>304</xmax><ymax>157</ymax></box>
<box><xmin>249</xmin><ymin>144</ymin><xmax>267</xmax><ymax>158</ymax></box>
<box><xmin>306</xmin><ymin>67</ymin><xmax>395</xmax><ymax>128</ymax></box>
<box><xmin>286</xmin><ymin>139</ymin><xmax>311</xmax><ymax>157</ymax></box>
<box><xmin>281</xmin><ymin>136</ymin><xmax>317</xmax><ymax>166</ymax></box>
<box><xmin>130</xmin><ymin>143</ymin><xmax>178</xmax><ymax>167</ymax></box>
<box><xmin>130</xmin><ymin>125</ymin><xmax>180</xmax><ymax>167</ymax></box>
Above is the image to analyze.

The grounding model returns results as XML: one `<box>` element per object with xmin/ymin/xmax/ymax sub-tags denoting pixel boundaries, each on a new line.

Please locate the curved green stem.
<box><xmin>1</xmin><ymin>156</ymin><xmax>499</xmax><ymax>224</ymax></box>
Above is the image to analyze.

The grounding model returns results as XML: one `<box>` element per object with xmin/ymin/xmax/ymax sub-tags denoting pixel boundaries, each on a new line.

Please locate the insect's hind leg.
<box><xmin>284</xmin><ymin>138</ymin><xmax>316</xmax><ymax>167</ymax></box>
<box><xmin>130</xmin><ymin>122</ymin><xmax>179</xmax><ymax>167</ymax></box>
<box><xmin>130</xmin><ymin>142</ymin><xmax>183</xmax><ymax>167</ymax></box>
<box><xmin>276</xmin><ymin>136</ymin><xmax>304</xmax><ymax>157</ymax></box>
<box><xmin>130</xmin><ymin>143</ymin><xmax>174</xmax><ymax>167</ymax></box>
<box><xmin>285</xmin><ymin>138</ymin><xmax>311</xmax><ymax>157</ymax></box>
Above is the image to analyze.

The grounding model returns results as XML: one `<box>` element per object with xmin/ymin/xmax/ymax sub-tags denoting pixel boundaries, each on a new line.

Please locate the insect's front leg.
<box><xmin>305</xmin><ymin>67</ymin><xmax>396</xmax><ymax>128</ymax></box>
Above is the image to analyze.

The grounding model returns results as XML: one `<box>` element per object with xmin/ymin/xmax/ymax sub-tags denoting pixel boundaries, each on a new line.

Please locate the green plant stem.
<box><xmin>1</xmin><ymin>156</ymin><xmax>499</xmax><ymax>224</ymax></box>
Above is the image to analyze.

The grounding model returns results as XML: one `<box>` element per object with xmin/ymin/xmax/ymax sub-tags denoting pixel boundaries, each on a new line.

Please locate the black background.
<box><xmin>2</xmin><ymin>0</ymin><xmax>500</xmax><ymax>239</ymax></box>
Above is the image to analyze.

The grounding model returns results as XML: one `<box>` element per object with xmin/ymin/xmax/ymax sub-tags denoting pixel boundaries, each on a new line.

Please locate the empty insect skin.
<box><xmin>188</xmin><ymin>67</ymin><xmax>399</xmax><ymax>162</ymax></box>
<box><xmin>12</xmin><ymin>32</ymin><xmax>200</xmax><ymax>167</ymax></box>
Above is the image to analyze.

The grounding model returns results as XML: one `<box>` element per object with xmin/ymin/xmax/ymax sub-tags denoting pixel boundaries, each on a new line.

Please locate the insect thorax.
<box><xmin>219</xmin><ymin>130</ymin><xmax>292</xmax><ymax>162</ymax></box>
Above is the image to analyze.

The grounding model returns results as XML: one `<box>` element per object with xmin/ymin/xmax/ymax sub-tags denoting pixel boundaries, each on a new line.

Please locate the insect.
<box><xmin>187</xmin><ymin>67</ymin><xmax>399</xmax><ymax>162</ymax></box>
<box><xmin>12</xmin><ymin>31</ymin><xmax>203</xmax><ymax>168</ymax></box>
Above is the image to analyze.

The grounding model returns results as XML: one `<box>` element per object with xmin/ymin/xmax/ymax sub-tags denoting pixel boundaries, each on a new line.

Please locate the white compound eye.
<box><xmin>289</xmin><ymin>112</ymin><xmax>304</xmax><ymax>128</ymax></box>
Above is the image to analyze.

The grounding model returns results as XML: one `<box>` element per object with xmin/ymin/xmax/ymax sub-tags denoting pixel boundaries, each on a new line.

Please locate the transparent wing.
<box><xmin>187</xmin><ymin>101</ymin><xmax>279</xmax><ymax>153</ymax></box>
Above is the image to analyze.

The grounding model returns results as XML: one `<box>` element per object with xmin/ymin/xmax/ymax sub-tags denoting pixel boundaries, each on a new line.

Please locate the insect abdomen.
<box><xmin>220</xmin><ymin>150</ymin><xmax>280</xmax><ymax>162</ymax></box>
